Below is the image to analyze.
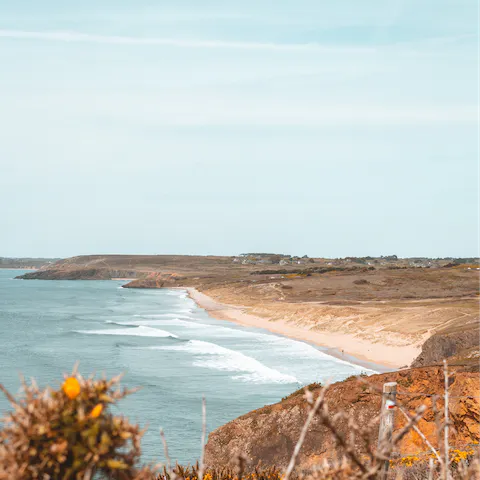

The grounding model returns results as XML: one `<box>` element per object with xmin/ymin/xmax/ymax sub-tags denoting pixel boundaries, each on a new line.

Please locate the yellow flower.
<box><xmin>90</xmin><ymin>403</ymin><xmax>103</xmax><ymax>418</ymax></box>
<box><xmin>62</xmin><ymin>377</ymin><xmax>81</xmax><ymax>400</ymax></box>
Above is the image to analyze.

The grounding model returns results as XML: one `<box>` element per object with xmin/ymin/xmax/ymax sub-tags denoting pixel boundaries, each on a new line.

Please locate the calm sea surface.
<box><xmin>0</xmin><ymin>270</ymin><xmax>374</xmax><ymax>464</ymax></box>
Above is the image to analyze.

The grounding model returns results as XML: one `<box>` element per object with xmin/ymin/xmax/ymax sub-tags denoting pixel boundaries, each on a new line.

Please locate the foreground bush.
<box><xmin>161</xmin><ymin>464</ymin><xmax>283</xmax><ymax>480</ymax></box>
<box><xmin>0</xmin><ymin>369</ymin><xmax>156</xmax><ymax>479</ymax></box>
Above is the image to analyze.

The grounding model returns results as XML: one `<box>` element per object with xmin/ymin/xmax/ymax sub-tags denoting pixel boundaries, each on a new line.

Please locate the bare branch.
<box><xmin>0</xmin><ymin>383</ymin><xmax>19</xmax><ymax>408</ymax></box>
<box><xmin>428</xmin><ymin>457</ymin><xmax>435</xmax><ymax>480</ymax></box>
<box><xmin>198</xmin><ymin>396</ymin><xmax>207</xmax><ymax>480</ymax></box>
<box><xmin>284</xmin><ymin>386</ymin><xmax>328</xmax><ymax>480</ymax></box>
<box><xmin>389</xmin><ymin>404</ymin><xmax>426</xmax><ymax>447</ymax></box>
<box><xmin>316</xmin><ymin>403</ymin><xmax>368</xmax><ymax>475</ymax></box>
<box><xmin>443</xmin><ymin>359</ymin><xmax>450</xmax><ymax>480</ymax></box>
<box><xmin>160</xmin><ymin>428</ymin><xmax>174</xmax><ymax>479</ymax></box>
<box><xmin>398</xmin><ymin>406</ymin><xmax>442</xmax><ymax>463</ymax></box>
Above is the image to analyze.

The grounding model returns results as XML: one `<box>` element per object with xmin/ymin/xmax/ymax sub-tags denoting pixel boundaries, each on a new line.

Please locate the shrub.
<box><xmin>160</xmin><ymin>463</ymin><xmax>284</xmax><ymax>480</ymax></box>
<box><xmin>0</xmin><ymin>369</ymin><xmax>157</xmax><ymax>479</ymax></box>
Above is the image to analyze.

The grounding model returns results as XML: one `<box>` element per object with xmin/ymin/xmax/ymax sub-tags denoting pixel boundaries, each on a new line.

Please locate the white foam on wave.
<box><xmin>134</xmin><ymin>313</ymin><xmax>193</xmax><ymax>319</ymax></box>
<box><xmin>106</xmin><ymin>318</ymin><xmax>209</xmax><ymax>328</ymax></box>
<box><xmin>166</xmin><ymin>293</ymin><xmax>189</xmax><ymax>300</ymax></box>
<box><xmin>127</xmin><ymin>313</ymin><xmax>376</xmax><ymax>375</ymax></box>
<box><xmin>259</xmin><ymin>335</ymin><xmax>377</xmax><ymax>374</ymax></box>
<box><xmin>76</xmin><ymin>326</ymin><xmax>178</xmax><ymax>338</ymax></box>
<box><xmin>151</xmin><ymin>340</ymin><xmax>299</xmax><ymax>384</ymax></box>
<box><xmin>181</xmin><ymin>321</ymin><xmax>377</xmax><ymax>374</ymax></box>
<box><xmin>142</xmin><ymin>308</ymin><xmax>194</xmax><ymax>314</ymax></box>
<box><xmin>165</xmin><ymin>290</ymin><xmax>187</xmax><ymax>296</ymax></box>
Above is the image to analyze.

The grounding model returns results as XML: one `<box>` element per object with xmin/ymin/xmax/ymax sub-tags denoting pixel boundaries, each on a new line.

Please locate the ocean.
<box><xmin>0</xmin><ymin>269</ymin><xmax>375</xmax><ymax>464</ymax></box>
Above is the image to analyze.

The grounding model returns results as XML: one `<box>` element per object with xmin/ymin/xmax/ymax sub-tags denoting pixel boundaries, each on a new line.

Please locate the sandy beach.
<box><xmin>185</xmin><ymin>287</ymin><xmax>400</xmax><ymax>372</ymax></box>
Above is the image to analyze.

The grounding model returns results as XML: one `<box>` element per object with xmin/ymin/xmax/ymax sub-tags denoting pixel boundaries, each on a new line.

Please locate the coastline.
<box><xmin>0</xmin><ymin>267</ymin><xmax>37</xmax><ymax>270</ymax></box>
<box><xmin>185</xmin><ymin>287</ymin><xmax>397</xmax><ymax>373</ymax></box>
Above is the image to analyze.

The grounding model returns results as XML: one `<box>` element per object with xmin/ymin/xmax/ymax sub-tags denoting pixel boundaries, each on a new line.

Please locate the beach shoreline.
<box><xmin>184</xmin><ymin>287</ymin><xmax>397</xmax><ymax>373</ymax></box>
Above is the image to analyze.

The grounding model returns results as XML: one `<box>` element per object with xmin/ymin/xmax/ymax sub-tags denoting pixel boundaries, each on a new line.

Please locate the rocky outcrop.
<box><xmin>16</xmin><ymin>268</ymin><xmax>112</xmax><ymax>280</ymax></box>
<box><xmin>123</xmin><ymin>272</ymin><xmax>186</xmax><ymax>289</ymax></box>
<box><xmin>204</xmin><ymin>367</ymin><xmax>479</xmax><ymax>471</ymax></box>
<box><xmin>412</xmin><ymin>319</ymin><xmax>479</xmax><ymax>368</ymax></box>
<box><xmin>16</xmin><ymin>268</ymin><xmax>138</xmax><ymax>281</ymax></box>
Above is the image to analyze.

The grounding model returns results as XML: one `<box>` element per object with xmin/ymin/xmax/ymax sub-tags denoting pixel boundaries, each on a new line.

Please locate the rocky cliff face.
<box><xmin>16</xmin><ymin>268</ymin><xmax>138</xmax><ymax>280</ymax></box>
<box><xmin>122</xmin><ymin>272</ymin><xmax>186</xmax><ymax>289</ymax></box>
<box><xmin>411</xmin><ymin>318</ymin><xmax>479</xmax><ymax>368</ymax></box>
<box><xmin>17</xmin><ymin>268</ymin><xmax>112</xmax><ymax>280</ymax></box>
<box><xmin>204</xmin><ymin>366</ymin><xmax>479</xmax><ymax>471</ymax></box>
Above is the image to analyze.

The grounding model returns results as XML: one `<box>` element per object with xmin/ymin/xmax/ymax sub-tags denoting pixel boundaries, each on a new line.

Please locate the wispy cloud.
<box><xmin>390</xmin><ymin>32</ymin><xmax>477</xmax><ymax>49</ymax></box>
<box><xmin>0</xmin><ymin>29</ymin><xmax>474</xmax><ymax>55</ymax></box>
<box><xmin>0</xmin><ymin>29</ymin><xmax>373</xmax><ymax>52</ymax></box>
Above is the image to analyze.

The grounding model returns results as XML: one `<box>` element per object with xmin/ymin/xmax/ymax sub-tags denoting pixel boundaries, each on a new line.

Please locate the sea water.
<box><xmin>0</xmin><ymin>270</ymin><xmax>375</xmax><ymax>464</ymax></box>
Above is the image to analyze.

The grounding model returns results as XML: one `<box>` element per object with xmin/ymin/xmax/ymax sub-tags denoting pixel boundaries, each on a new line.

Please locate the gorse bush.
<box><xmin>0</xmin><ymin>369</ymin><xmax>156</xmax><ymax>479</ymax></box>
<box><xmin>160</xmin><ymin>464</ymin><xmax>283</xmax><ymax>480</ymax></box>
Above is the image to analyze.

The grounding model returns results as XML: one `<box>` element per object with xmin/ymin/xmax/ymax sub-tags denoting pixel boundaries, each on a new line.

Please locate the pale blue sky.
<box><xmin>0</xmin><ymin>0</ymin><xmax>478</xmax><ymax>258</ymax></box>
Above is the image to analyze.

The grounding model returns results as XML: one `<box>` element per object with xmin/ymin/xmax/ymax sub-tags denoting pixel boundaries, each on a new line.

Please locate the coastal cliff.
<box><xmin>18</xmin><ymin>268</ymin><xmax>113</xmax><ymax>280</ymax></box>
<box><xmin>205</xmin><ymin>366</ymin><xmax>480</xmax><ymax>471</ymax></box>
<box><xmin>16</xmin><ymin>268</ymin><xmax>138</xmax><ymax>280</ymax></box>
<box><xmin>412</xmin><ymin>321</ymin><xmax>480</xmax><ymax>368</ymax></box>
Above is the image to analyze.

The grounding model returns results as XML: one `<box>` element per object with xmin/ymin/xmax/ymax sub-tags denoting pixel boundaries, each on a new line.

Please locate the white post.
<box><xmin>378</xmin><ymin>382</ymin><xmax>397</xmax><ymax>480</ymax></box>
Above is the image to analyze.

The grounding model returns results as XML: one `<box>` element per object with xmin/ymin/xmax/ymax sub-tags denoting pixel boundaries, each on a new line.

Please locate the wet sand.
<box><xmin>185</xmin><ymin>287</ymin><xmax>396</xmax><ymax>372</ymax></box>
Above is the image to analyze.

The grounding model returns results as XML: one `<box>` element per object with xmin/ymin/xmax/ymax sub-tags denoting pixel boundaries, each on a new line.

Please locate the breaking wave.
<box><xmin>106</xmin><ymin>318</ymin><xmax>209</xmax><ymax>328</ymax></box>
<box><xmin>258</xmin><ymin>335</ymin><xmax>377</xmax><ymax>373</ymax></box>
<box><xmin>133</xmin><ymin>313</ymin><xmax>193</xmax><ymax>319</ymax></box>
<box><xmin>150</xmin><ymin>340</ymin><xmax>299</xmax><ymax>384</ymax></box>
<box><xmin>75</xmin><ymin>326</ymin><xmax>178</xmax><ymax>338</ymax></box>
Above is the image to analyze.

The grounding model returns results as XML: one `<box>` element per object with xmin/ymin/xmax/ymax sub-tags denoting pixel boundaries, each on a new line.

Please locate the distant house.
<box><xmin>381</xmin><ymin>255</ymin><xmax>398</xmax><ymax>261</ymax></box>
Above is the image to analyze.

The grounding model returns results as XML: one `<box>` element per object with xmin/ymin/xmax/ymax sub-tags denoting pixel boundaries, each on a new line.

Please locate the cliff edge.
<box><xmin>205</xmin><ymin>366</ymin><xmax>479</xmax><ymax>471</ymax></box>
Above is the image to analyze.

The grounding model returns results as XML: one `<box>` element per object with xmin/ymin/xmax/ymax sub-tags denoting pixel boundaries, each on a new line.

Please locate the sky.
<box><xmin>0</xmin><ymin>0</ymin><xmax>478</xmax><ymax>258</ymax></box>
